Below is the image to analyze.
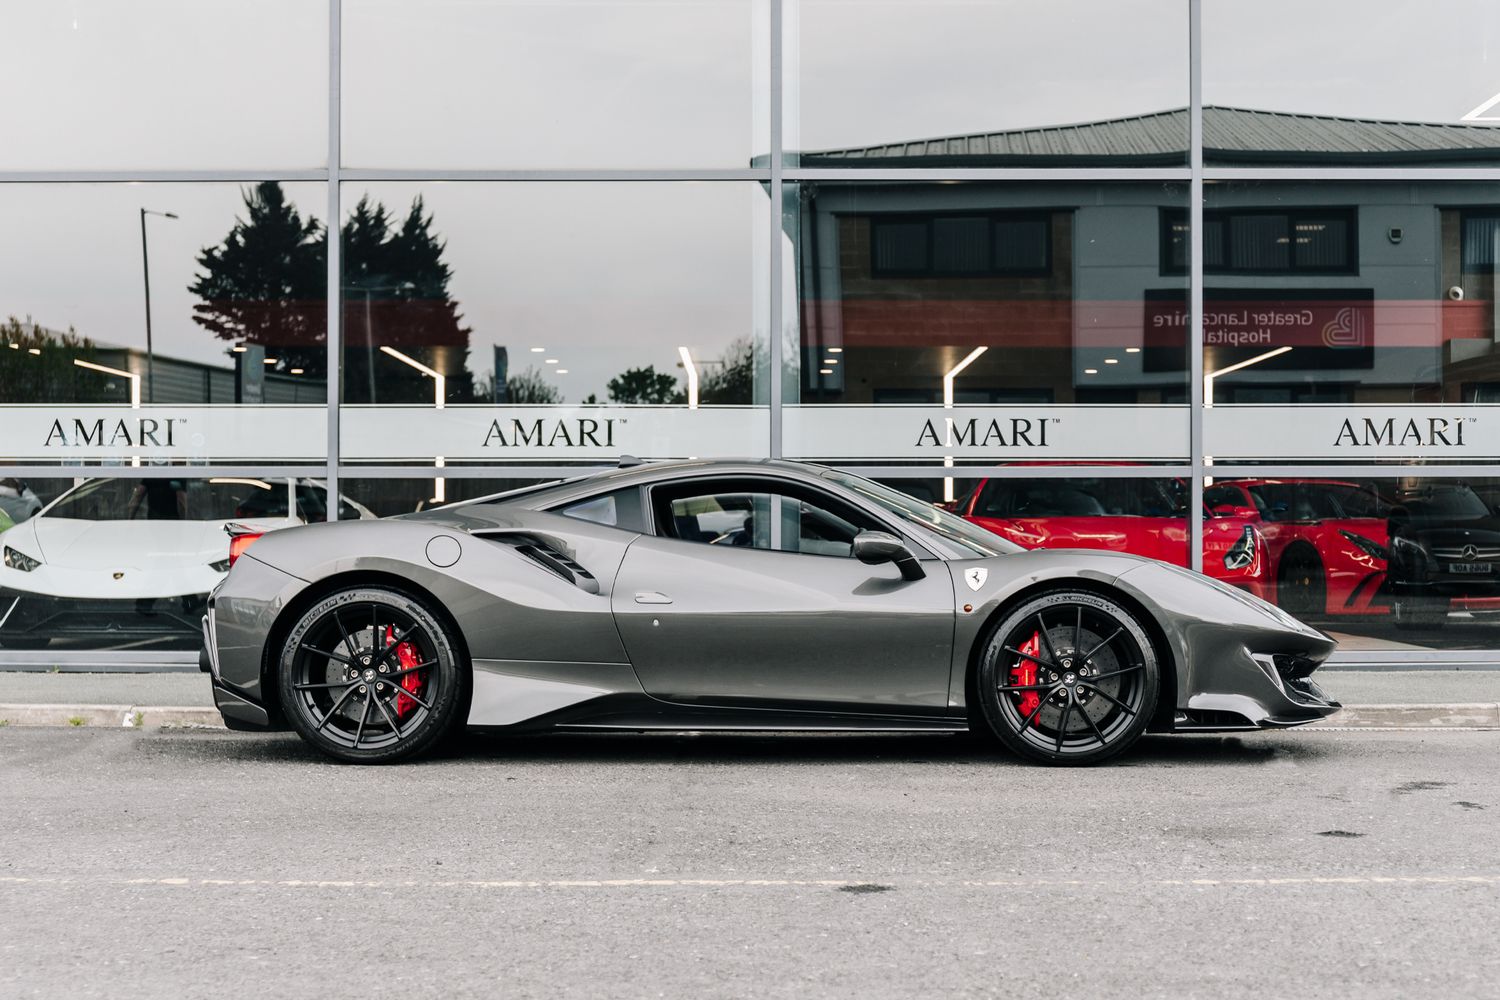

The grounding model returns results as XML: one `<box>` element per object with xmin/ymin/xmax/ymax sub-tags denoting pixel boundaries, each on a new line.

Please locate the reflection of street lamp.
<box><xmin>1203</xmin><ymin>346</ymin><xmax>1292</xmax><ymax>478</ymax></box>
<box><xmin>942</xmin><ymin>346</ymin><xmax>988</xmax><ymax>503</ymax></box>
<box><xmin>74</xmin><ymin>358</ymin><xmax>142</xmax><ymax>467</ymax></box>
<box><xmin>678</xmin><ymin>346</ymin><xmax>699</xmax><ymax>409</ymax></box>
<box><xmin>1203</xmin><ymin>346</ymin><xmax>1291</xmax><ymax>409</ymax></box>
<box><xmin>139</xmin><ymin>208</ymin><xmax>178</xmax><ymax>403</ymax></box>
<box><xmin>379</xmin><ymin>345</ymin><xmax>447</xmax><ymax>502</ymax></box>
<box><xmin>74</xmin><ymin>358</ymin><xmax>141</xmax><ymax>408</ymax></box>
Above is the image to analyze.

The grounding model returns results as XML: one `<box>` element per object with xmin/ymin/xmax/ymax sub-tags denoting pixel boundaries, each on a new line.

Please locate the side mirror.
<box><xmin>853</xmin><ymin>530</ymin><xmax>925</xmax><ymax>581</ymax></box>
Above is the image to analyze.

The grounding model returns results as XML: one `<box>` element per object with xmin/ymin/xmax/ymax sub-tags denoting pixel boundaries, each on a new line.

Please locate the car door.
<box><xmin>609</xmin><ymin>476</ymin><xmax>956</xmax><ymax>714</ymax></box>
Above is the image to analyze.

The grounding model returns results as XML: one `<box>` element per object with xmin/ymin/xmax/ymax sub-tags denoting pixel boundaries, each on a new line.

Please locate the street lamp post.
<box><xmin>139</xmin><ymin>208</ymin><xmax>179</xmax><ymax>403</ymax></box>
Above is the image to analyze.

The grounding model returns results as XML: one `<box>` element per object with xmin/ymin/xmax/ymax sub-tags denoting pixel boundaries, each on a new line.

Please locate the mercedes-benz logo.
<box><xmin>1462</xmin><ymin>544</ymin><xmax>1479</xmax><ymax>562</ymax></box>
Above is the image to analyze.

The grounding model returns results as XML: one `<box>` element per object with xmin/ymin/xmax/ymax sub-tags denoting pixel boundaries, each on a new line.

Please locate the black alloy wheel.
<box><xmin>1276</xmin><ymin>548</ymin><xmax>1326</xmax><ymax>619</ymax></box>
<box><xmin>278</xmin><ymin>586</ymin><xmax>467</xmax><ymax>763</ymax></box>
<box><xmin>977</xmin><ymin>590</ymin><xmax>1159</xmax><ymax>765</ymax></box>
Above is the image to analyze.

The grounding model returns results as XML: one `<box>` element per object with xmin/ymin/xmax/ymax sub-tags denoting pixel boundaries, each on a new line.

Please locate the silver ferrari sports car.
<box><xmin>201</xmin><ymin>459</ymin><xmax>1341</xmax><ymax>765</ymax></box>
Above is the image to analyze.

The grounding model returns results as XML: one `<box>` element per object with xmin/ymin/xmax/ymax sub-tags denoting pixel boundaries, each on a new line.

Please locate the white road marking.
<box><xmin>1</xmin><ymin>874</ymin><xmax>1498</xmax><ymax>891</ymax></box>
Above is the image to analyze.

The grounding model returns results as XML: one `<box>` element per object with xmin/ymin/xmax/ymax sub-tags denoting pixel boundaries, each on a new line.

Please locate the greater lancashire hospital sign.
<box><xmin>6</xmin><ymin>403</ymin><xmax>1497</xmax><ymax>464</ymax></box>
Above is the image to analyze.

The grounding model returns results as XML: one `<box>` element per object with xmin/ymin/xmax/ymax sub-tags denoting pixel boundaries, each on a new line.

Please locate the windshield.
<box><xmin>821</xmin><ymin>469</ymin><xmax>1019</xmax><ymax>557</ymax></box>
<box><xmin>1399</xmin><ymin>485</ymin><xmax>1491</xmax><ymax>520</ymax></box>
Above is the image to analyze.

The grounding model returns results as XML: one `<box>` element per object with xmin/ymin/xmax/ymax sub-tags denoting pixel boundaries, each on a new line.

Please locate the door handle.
<box><xmin>634</xmin><ymin>591</ymin><xmax>673</xmax><ymax>605</ymax></box>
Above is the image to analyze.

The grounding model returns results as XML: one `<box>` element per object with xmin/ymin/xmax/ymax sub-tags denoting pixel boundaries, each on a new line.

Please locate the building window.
<box><xmin>1162</xmin><ymin>208</ymin><xmax>1357</xmax><ymax>275</ymax></box>
<box><xmin>871</xmin><ymin>213</ymin><xmax>1050</xmax><ymax>277</ymax></box>
<box><xmin>1462</xmin><ymin>212</ymin><xmax>1500</xmax><ymax>272</ymax></box>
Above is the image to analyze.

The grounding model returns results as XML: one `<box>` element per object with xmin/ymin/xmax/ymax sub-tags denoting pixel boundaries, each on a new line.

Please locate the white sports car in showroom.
<box><xmin>0</xmin><ymin>477</ymin><xmax>375</xmax><ymax>649</ymax></box>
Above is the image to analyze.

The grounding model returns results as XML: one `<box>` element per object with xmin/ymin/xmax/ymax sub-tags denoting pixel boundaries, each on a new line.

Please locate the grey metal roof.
<box><xmin>788</xmin><ymin>106</ymin><xmax>1500</xmax><ymax>167</ymax></box>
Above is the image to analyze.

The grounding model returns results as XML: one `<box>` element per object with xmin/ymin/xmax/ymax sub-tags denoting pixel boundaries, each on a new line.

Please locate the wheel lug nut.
<box><xmin>359</xmin><ymin>685</ymin><xmax>368</xmax><ymax>694</ymax></box>
<box><xmin>378</xmin><ymin>664</ymin><xmax>388</xmax><ymax>673</ymax></box>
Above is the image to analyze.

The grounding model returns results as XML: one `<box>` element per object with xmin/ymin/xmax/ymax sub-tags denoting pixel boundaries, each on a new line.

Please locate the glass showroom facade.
<box><xmin>3</xmin><ymin>0</ymin><xmax>1500</xmax><ymax>666</ymax></box>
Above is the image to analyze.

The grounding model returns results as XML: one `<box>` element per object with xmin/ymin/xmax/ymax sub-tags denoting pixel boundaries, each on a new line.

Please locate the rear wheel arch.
<box><xmin>260</xmin><ymin>569</ymin><xmax>472</xmax><ymax>725</ymax></box>
<box><xmin>965</xmin><ymin>578</ymin><xmax>1177</xmax><ymax>734</ymax></box>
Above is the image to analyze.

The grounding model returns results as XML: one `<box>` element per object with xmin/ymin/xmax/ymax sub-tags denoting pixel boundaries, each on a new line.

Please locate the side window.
<box><xmin>1203</xmin><ymin>484</ymin><xmax>1246</xmax><ymax>511</ymax></box>
<box><xmin>655</xmin><ymin>480</ymin><xmax>881</xmax><ymax>557</ymax></box>
<box><xmin>558</xmin><ymin>486</ymin><xmax>646</xmax><ymax>532</ymax></box>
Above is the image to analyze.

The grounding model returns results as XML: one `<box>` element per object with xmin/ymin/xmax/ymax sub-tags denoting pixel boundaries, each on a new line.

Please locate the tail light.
<box><xmin>224</xmin><ymin>523</ymin><xmax>264</xmax><ymax>567</ymax></box>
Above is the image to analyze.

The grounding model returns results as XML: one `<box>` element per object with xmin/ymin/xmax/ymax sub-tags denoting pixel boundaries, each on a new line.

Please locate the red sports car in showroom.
<box><xmin>1203</xmin><ymin>479</ymin><xmax>1389</xmax><ymax>618</ymax></box>
<box><xmin>949</xmin><ymin>478</ymin><xmax>1272</xmax><ymax>600</ymax></box>
<box><xmin>950</xmin><ymin>476</ymin><xmax>1389</xmax><ymax>619</ymax></box>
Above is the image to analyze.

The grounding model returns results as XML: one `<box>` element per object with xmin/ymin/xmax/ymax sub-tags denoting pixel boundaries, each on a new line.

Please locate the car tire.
<box><xmin>975</xmin><ymin>589</ymin><xmax>1159</xmax><ymax>766</ymax></box>
<box><xmin>1392</xmin><ymin>595</ymin><xmax>1448</xmax><ymax>631</ymax></box>
<box><xmin>1276</xmin><ymin>548</ymin><xmax>1327</xmax><ymax>619</ymax></box>
<box><xmin>278</xmin><ymin>586</ymin><xmax>468</xmax><ymax>764</ymax></box>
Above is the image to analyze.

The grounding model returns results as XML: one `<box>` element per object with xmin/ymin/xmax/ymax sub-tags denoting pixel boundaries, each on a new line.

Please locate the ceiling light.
<box><xmin>555</xmin><ymin>369</ymin><xmax>569</xmax><ymax>374</ymax></box>
<box><xmin>819</xmin><ymin>368</ymin><xmax>834</xmax><ymax>375</ymax></box>
<box><xmin>1084</xmin><ymin>368</ymin><xmax>1098</xmax><ymax>375</ymax></box>
<box><xmin>263</xmin><ymin>357</ymin><xmax>278</xmax><ymax>364</ymax></box>
<box><xmin>530</xmin><ymin>347</ymin><xmax>545</xmax><ymax>352</ymax></box>
<box><xmin>231</xmin><ymin>345</ymin><xmax>247</xmax><ymax>353</ymax></box>
<box><xmin>27</xmin><ymin>347</ymin><xmax>41</xmax><ymax>355</ymax></box>
<box><xmin>1125</xmin><ymin>347</ymin><xmax>1141</xmax><ymax>353</ymax></box>
<box><xmin>544</xmin><ymin>358</ymin><xmax>558</xmax><ymax>365</ymax></box>
<box><xmin>289</xmin><ymin>367</ymin><xmax>304</xmax><ymax>375</ymax></box>
<box><xmin>823</xmin><ymin>358</ymin><xmax>838</xmax><ymax>365</ymax></box>
<box><xmin>1104</xmin><ymin>358</ymin><xmax>1119</xmax><ymax>364</ymax></box>
<box><xmin>827</xmin><ymin>347</ymin><xmax>843</xmax><ymax>353</ymax></box>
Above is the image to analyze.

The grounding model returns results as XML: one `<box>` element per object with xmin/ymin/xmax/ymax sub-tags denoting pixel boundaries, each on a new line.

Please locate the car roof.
<box><xmin>452</xmin><ymin>458</ymin><xmax>833</xmax><ymax>511</ymax></box>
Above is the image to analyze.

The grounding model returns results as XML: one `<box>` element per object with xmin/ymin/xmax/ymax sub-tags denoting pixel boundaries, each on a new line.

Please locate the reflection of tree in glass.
<box><xmin>607</xmin><ymin>366</ymin><xmax>686</xmax><ymax>405</ymax></box>
<box><xmin>191</xmin><ymin>183</ymin><xmax>474</xmax><ymax>403</ymax></box>
<box><xmin>0</xmin><ymin>317</ymin><xmax>109</xmax><ymax>405</ymax></box>
<box><xmin>698</xmin><ymin>336</ymin><xmax>755</xmax><ymax>405</ymax></box>
<box><xmin>342</xmin><ymin>194</ymin><xmax>474</xmax><ymax>404</ymax></box>
<box><xmin>190</xmin><ymin>183</ymin><xmax>325</xmax><ymax>378</ymax></box>
<box><xmin>502</xmin><ymin>367</ymin><xmax>563</xmax><ymax>404</ymax></box>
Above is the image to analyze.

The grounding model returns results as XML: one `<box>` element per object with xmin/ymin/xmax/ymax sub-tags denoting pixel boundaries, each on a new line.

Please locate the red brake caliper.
<box><xmin>1009</xmin><ymin>632</ymin><xmax>1042</xmax><ymax>725</ymax></box>
<box><xmin>384</xmin><ymin>625</ymin><xmax>426</xmax><ymax>718</ymax></box>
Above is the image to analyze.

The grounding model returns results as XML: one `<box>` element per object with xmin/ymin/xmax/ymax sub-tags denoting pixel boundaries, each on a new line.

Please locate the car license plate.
<box><xmin>1448</xmin><ymin>562</ymin><xmax>1493</xmax><ymax>574</ymax></box>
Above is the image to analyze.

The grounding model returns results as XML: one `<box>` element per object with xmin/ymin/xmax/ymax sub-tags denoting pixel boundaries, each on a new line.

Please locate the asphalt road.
<box><xmin>2</xmin><ymin>727</ymin><xmax>1498</xmax><ymax>1000</ymax></box>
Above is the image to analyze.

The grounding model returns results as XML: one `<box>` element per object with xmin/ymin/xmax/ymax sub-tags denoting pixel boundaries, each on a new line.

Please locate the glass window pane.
<box><xmin>343</xmin><ymin>0</ymin><xmax>768</xmax><ymax>169</ymax></box>
<box><xmin>1199</xmin><ymin>475</ymin><xmax>1500</xmax><ymax>653</ymax></box>
<box><xmin>0</xmin><ymin>474</ymin><xmax>362</xmax><ymax>653</ymax></box>
<box><xmin>1227</xmin><ymin>214</ymin><xmax>1290</xmax><ymax>271</ymax></box>
<box><xmin>1198</xmin><ymin>181</ymin><xmax>1500</xmax><ymax>464</ymax></box>
<box><xmin>0</xmin><ymin>183</ymin><xmax>327</xmax><ymax>467</ymax></box>
<box><xmin>950</xmin><ymin>475</ymin><xmax>1188</xmax><ymax>565</ymax></box>
<box><xmin>785</xmin><ymin>181</ymin><xmax>1189</xmax><ymax>471</ymax></box>
<box><xmin>339</xmin><ymin>182</ymin><xmax>769</xmax><ymax>467</ymax></box>
<box><xmin>1204</xmin><ymin>0</ymin><xmax>1500</xmax><ymax>165</ymax></box>
<box><xmin>0</xmin><ymin>1</ymin><xmax>327</xmax><ymax>170</ymax></box>
<box><xmin>789</xmin><ymin>0</ymin><xmax>1187</xmax><ymax>166</ymax></box>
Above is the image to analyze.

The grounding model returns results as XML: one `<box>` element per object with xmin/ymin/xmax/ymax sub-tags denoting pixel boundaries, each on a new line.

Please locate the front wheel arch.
<box><xmin>965</xmin><ymin>578</ymin><xmax>1177</xmax><ymax>735</ymax></box>
<box><xmin>260</xmin><ymin>569</ymin><xmax>472</xmax><ymax>728</ymax></box>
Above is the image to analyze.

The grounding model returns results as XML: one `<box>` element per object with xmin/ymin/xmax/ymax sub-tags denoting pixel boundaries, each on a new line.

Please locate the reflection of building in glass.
<box><xmin>791</xmin><ymin>108</ymin><xmax>1500</xmax><ymax>410</ymax></box>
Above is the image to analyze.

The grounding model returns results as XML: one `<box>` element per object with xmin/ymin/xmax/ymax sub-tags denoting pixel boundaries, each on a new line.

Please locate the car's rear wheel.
<box><xmin>976</xmin><ymin>589</ymin><xmax>1159</xmax><ymax>766</ymax></box>
<box><xmin>1277</xmin><ymin>547</ymin><xmax>1326</xmax><ymax>619</ymax></box>
<box><xmin>278</xmin><ymin>586</ymin><xmax>467</xmax><ymax>763</ymax></box>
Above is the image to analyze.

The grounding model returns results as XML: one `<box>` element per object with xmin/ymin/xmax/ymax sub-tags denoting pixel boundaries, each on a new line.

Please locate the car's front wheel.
<box><xmin>976</xmin><ymin>589</ymin><xmax>1159</xmax><ymax>766</ymax></box>
<box><xmin>278</xmin><ymin>586</ymin><xmax>468</xmax><ymax>763</ymax></box>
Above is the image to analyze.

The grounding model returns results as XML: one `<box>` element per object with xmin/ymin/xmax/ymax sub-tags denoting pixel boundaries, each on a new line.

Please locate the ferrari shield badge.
<box><xmin>964</xmin><ymin>567</ymin><xmax>987</xmax><ymax>591</ymax></box>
